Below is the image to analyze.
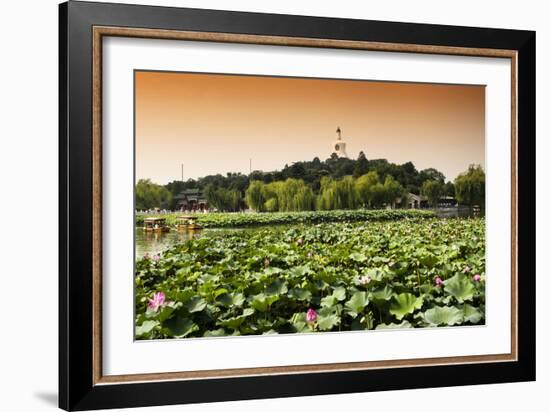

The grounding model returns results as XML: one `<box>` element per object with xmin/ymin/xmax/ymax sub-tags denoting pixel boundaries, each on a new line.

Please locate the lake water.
<box><xmin>135</xmin><ymin>227</ymin><xmax>269</xmax><ymax>258</ymax></box>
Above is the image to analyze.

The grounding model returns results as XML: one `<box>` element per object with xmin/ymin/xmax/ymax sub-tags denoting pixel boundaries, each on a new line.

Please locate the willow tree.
<box><xmin>336</xmin><ymin>176</ymin><xmax>360</xmax><ymax>209</ymax></box>
<box><xmin>204</xmin><ymin>184</ymin><xmax>242</xmax><ymax>212</ymax></box>
<box><xmin>278</xmin><ymin>178</ymin><xmax>315</xmax><ymax>211</ymax></box>
<box><xmin>317</xmin><ymin>177</ymin><xmax>338</xmax><ymax>210</ymax></box>
<box><xmin>383</xmin><ymin>175</ymin><xmax>405</xmax><ymax>208</ymax></box>
<box><xmin>454</xmin><ymin>165</ymin><xmax>485</xmax><ymax>211</ymax></box>
<box><xmin>244</xmin><ymin>180</ymin><xmax>266</xmax><ymax>212</ymax></box>
<box><xmin>355</xmin><ymin>171</ymin><xmax>379</xmax><ymax>208</ymax></box>
<box><xmin>421</xmin><ymin>180</ymin><xmax>444</xmax><ymax>208</ymax></box>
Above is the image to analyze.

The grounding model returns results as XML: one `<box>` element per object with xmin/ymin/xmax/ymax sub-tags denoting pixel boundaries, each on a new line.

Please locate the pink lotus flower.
<box><xmin>148</xmin><ymin>291</ymin><xmax>165</xmax><ymax>311</ymax></box>
<box><xmin>306</xmin><ymin>308</ymin><xmax>318</xmax><ymax>323</ymax></box>
<box><xmin>359</xmin><ymin>275</ymin><xmax>372</xmax><ymax>285</ymax></box>
<box><xmin>307</xmin><ymin>251</ymin><xmax>313</xmax><ymax>258</ymax></box>
<box><xmin>462</xmin><ymin>265</ymin><xmax>471</xmax><ymax>273</ymax></box>
<box><xmin>296</xmin><ymin>238</ymin><xmax>304</xmax><ymax>245</ymax></box>
<box><xmin>473</xmin><ymin>274</ymin><xmax>482</xmax><ymax>282</ymax></box>
<box><xmin>435</xmin><ymin>277</ymin><xmax>444</xmax><ymax>287</ymax></box>
<box><xmin>152</xmin><ymin>254</ymin><xmax>160</xmax><ymax>262</ymax></box>
<box><xmin>143</xmin><ymin>253</ymin><xmax>150</xmax><ymax>260</ymax></box>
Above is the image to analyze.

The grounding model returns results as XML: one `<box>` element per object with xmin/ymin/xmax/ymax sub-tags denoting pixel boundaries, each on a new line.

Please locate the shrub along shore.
<box><xmin>135</xmin><ymin>209</ymin><xmax>436</xmax><ymax>229</ymax></box>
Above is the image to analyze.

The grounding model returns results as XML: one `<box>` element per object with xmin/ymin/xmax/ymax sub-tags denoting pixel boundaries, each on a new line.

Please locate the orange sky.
<box><xmin>135</xmin><ymin>71</ymin><xmax>485</xmax><ymax>184</ymax></box>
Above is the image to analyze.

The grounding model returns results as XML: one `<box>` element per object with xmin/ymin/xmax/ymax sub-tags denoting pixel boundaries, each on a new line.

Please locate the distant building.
<box><xmin>333</xmin><ymin>127</ymin><xmax>348</xmax><ymax>158</ymax></box>
<box><xmin>174</xmin><ymin>188</ymin><xmax>209</xmax><ymax>211</ymax></box>
<box><xmin>407</xmin><ymin>193</ymin><xmax>428</xmax><ymax>209</ymax></box>
<box><xmin>406</xmin><ymin>193</ymin><xmax>457</xmax><ymax>209</ymax></box>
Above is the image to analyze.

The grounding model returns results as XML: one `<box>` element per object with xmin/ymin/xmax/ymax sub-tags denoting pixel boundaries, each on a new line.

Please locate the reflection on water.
<box><xmin>435</xmin><ymin>206</ymin><xmax>484</xmax><ymax>218</ymax></box>
<box><xmin>135</xmin><ymin>229</ymin><xmax>202</xmax><ymax>258</ymax></box>
<box><xmin>135</xmin><ymin>227</ymin><xmax>273</xmax><ymax>258</ymax></box>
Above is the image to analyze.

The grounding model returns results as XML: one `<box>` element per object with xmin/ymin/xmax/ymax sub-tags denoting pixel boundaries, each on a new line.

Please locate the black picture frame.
<box><xmin>59</xmin><ymin>1</ymin><xmax>536</xmax><ymax>410</ymax></box>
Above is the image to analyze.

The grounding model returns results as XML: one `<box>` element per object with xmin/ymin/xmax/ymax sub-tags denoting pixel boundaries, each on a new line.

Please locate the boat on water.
<box><xmin>143</xmin><ymin>217</ymin><xmax>170</xmax><ymax>232</ymax></box>
<box><xmin>176</xmin><ymin>215</ymin><xmax>203</xmax><ymax>230</ymax></box>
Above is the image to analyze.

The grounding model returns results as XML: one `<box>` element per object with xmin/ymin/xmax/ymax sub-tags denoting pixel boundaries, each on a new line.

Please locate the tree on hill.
<box><xmin>353</xmin><ymin>151</ymin><xmax>369</xmax><ymax>177</ymax></box>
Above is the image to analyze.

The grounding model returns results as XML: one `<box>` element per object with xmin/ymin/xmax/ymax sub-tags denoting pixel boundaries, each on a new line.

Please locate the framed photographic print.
<box><xmin>59</xmin><ymin>1</ymin><xmax>536</xmax><ymax>410</ymax></box>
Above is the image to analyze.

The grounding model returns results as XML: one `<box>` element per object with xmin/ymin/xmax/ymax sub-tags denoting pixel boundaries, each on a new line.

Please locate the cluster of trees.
<box><xmin>245</xmin><ymin>179</ymin><xmax>316</xmax><ymax>212</ymax></box>
<box><xmin>203</xmin><ymin>185</ymin><xmax>242</xmax><ymax>212</ymax></box>
<box><xmin>160</xmin><ymin>152</ymin><xmax>450</xmax><ymax>208</ymax></box>
<box><xmin>137</xmin><ymin>152</ymin><xmax>486</xmax><ymax>212</ymax></box>
<box><xmin>454</xmin><ymin>164</ymin><xmax>485</xmax><ymax>210</ymax></box>
<box><xmin>244</xmin><ymin>171</ymin><xmax>410</xmax><ymax>212</ymax></box>
<box><xmin>135</xmin><ymin>179</ymin><xmax>172</xmax><ymax>210</ymax></box>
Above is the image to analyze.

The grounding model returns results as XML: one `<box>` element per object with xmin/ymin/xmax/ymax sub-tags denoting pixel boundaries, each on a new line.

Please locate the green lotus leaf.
<box><xmin>320</xmin><ymin>294</ymin><xmax>338</xmax><ymax>308</ymax></box>
<box><xmin>135</xmin><ymin>320</ymin><xmax>158</xmax><ymax>338</ymax></box>
<box><xmin>163</xmin><ymin>317</ymin><xmax>198</xmax><ymax>338</ymax></box>
<box><xmin>332</xmin><ymin>286</ymin><xmax>347</xmax><ymax>301</ymax></box>
<box><xmin>444</xmin><ymin>274</ymin><xmax>476</xmax><ymax>302</ymax></box>
<box><xmin>249</xmin><ymin>293</ymin><xmax>279</xmax><ymax>312</ymax></box>
<box><xmin>288</xmin><ymin>265</ymin><xmax>312</xmax><ymax>278</ymax></box>
<box><xmin>344</xmin><ymin>291</ymin><xmax>369</xmax><ymax>318</ymax></box>
<box><xmin>461</xmin><ymin>303</ymin><xmax>483</xmax><ymax>324</ymax></box>
<box><xmin>375</xmin><ymin>320</ymin><xmax>413</xmax><ymax>330</ymax></box>
<box><xmin>263</xmin><ymin>267</ymin><xmax>283</xmax><ymax>276</ymax></box>
<box><xmin>266</xmin><ymin>279</ymin><xmax>288</xmax><ymax>296</ymax></box>
<box><xmin>287</xmin><ymin>288</ymin><xmax>312</xmax><ymax>301</ymax></box>
<box><xmin>213</xmin><ymin>288</ymin><xmax>229</xmax><ymax>298</ymax></box>
<box><xmin>317</xmin><ymin>307</ymin><xmax>341</xmax><ymax>331</ymax></box>
<box><xmin>217</xmin><ymin>308</ymin><xmax>255</xmax><ymax>330</ymax></box>
<box><xmin>369</xmin><ymin>285</ymin><xmax>394</xmax><ymax>302</ymax></box>
<box><xmin>349</xmin><ymin>252</ymin><xmax>367</xmax><ymax>263</ymax></box>
<box><xmin>389</xmin><ymin>293</ymin><xmax>424</xmax><ymax>320</ymax></box>
<box><xmin>423</xmin><ymin>306</ymin><xmax>464</xmax><ymax>326</ymax></box>
<box><xmin>175</xmin><ymin>288</ymin><xmax>195</xmax><ymax>304</ymax></box>
<box><xmin>363</xmin><ymin>268</ymin><xmax>385</xmax><ymax>282</ymax></box>
<box><xmin>184</xmin><ymin>296</ymin><xmax>207</xmax><ymax>313</ymax></box>
<box><xmin>217</xmin><ymin>293</ymin><xmax>245</xmax><ymax>308</ymax></box>
<box><xmin>289</xmin><ymin>312</ymin><xmax>311</xmax><ymax>333</ymax></box>
<box><xmin>156</xmin><ymin>304</ymin><xmax>177</xmax><ymax>322</ymax></box>
<box><xmin>416</xmin><ymin>249</ymin><xmax>439</xmax><ymax>267</ymax></box>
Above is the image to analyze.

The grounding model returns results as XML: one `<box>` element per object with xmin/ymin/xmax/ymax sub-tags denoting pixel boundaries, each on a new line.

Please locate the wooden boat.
<box><xmin>176</xmin><ymin>215</ymin><xmax>203</xmax><ymax>230</ymax></box>
<box><xmin>143</xmin><ymin>217</ymin><xmax>170</xmax><ymax>232</ymax></box>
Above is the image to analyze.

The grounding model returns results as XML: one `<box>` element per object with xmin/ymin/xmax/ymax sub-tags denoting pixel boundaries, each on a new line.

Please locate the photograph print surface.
<box><xmin>134</xmin><ymin>71</ymin><xmax>486</xmax><ymax>340</ymax></box>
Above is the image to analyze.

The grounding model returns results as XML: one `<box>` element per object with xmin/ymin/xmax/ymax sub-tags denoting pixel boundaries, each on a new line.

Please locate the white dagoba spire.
<box><xmin>333</xmin><ymin>126</ymin><xmax>348</xmax><ymax>158</ymax></box>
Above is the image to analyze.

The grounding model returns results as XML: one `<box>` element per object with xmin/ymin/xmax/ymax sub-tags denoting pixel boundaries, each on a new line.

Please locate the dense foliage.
<box><xmin>203</xmin><ymin>184</ymin><xmax>242</xmax><ymax>212</ymax></box>
<box><xmin>136</xmin><ymin>179</ymin><xmax>172</xmax><ymax>210</ymax></box>
<box><xmin>243</xmin><ymin>172</ymin><xmax>409</xmax><ymax>212</ymax></box>
<box><xmin>135</xmin><ymin>217</ymin><xmax>485</xmax><ymax>339</ymax></box>
<box><xmin>421</xmin><ymin>180</ymin><xmax>445</xmax><ymax>207</ymax></box>
<box><xmin>454</xmin><ymin>164</ymin><xmax>485</xmax><ymax>209</ymax></box>
<box><xmin>136</xmin><ymin>209</ymin><xmax>435</xmax><ymax>228</ymax></box>
<box><xmin>157</xmin><ymin>155</ymin><xmax>465</xmax><ymax>210</ymax></box>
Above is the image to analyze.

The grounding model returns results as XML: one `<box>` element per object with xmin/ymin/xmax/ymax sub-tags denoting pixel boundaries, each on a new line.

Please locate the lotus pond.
<box><xmin>136</xmin><ymin>209</ymin><xmax>435</xmax><ymax>228</ymax></box>
<box><xmin>135</xmin><ymin>216</ymin><xmax>485</xmax><ymax>339</ymax></box>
